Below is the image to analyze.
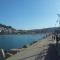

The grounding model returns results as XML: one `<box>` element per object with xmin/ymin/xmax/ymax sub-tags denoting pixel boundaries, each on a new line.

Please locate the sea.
<box><xmin>0</xmin><ymin>34</ymin><xmax>46</xmax><ymax>50</ymax></box>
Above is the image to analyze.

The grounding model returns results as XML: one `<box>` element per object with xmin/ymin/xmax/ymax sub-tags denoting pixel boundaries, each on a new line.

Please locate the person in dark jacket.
<box><xmin>55</xmin><ymin>34</ymin><xmax>59</xmax><ymax>47</ymax></box>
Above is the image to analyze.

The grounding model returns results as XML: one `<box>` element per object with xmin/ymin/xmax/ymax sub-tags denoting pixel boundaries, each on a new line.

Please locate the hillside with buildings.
<box><xmin>0</xmin><ymin>24</ymin><xmax>17</xmax><ymax>34</ymax></box>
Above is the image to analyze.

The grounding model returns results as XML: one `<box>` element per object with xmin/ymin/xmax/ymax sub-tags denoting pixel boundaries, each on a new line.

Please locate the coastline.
<box><xmin>6</xmin><ymin>35</ymin><xmax>53</xmax><ymax>60</ymax></box>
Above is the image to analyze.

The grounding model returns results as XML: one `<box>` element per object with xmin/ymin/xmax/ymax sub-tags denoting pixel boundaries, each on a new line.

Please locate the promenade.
<box><xmin>6</xmin><ymin>36</ymin><xmax>58</xmax><ymax>60</ymax></box>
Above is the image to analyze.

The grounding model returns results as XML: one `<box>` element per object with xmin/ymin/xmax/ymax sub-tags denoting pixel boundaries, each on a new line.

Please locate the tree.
<box><xmin>0</xmin><ymin>30</ymin><xmax>4</xmax><ymax>34</ymax></box>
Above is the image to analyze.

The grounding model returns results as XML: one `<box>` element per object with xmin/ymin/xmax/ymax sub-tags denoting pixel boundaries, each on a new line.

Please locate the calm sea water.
<box><xmin>0</xmin><ymin>34</ymin><xmax>45</xmax><ymax>50</ymax></box>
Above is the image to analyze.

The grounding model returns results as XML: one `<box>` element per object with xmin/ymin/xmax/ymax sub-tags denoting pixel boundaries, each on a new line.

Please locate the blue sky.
<box><xmin>0</xmin><ymin>0</ymin><xmax>60</xmax><ymax>30</ymax></box>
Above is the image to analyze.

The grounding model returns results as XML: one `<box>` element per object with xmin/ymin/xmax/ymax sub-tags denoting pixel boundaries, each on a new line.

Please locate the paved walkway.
<box><xmin>6</xmin><ymin>36</ymin><xmax>54</xmax><ymax>60</ymax></box>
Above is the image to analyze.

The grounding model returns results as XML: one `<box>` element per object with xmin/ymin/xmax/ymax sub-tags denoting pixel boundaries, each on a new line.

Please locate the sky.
<box><xmin>0</xmin><ymin>0</ymin><xmax>60</xmax><ymax>30</ymax></box>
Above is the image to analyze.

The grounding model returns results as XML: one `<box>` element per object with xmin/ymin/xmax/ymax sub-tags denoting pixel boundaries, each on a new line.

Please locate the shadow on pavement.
<box><xmin>44</xmin><ymin>44</ymin><xmax>58</xmax><ymax>60</ymax></box>
<box><xmin>35</xmin><ymin>43</ymin><xmax>59</xmax><ymax>60</ymax></box>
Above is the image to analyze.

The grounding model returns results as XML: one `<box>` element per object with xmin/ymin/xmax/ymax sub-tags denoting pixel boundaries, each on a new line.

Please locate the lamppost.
<box><xmin>57</xmin><ymin>14</ymin><xmax>60</xmax><ymax>27</ymax></box>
